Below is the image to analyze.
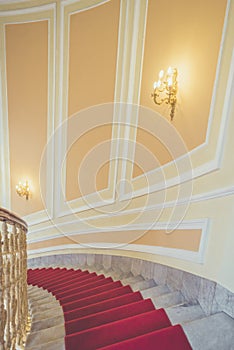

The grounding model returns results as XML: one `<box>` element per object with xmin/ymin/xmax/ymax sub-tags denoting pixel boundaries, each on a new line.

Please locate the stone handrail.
<box><xmin>0</xmin><ymin>208</ymin><xmax>28</xmax><ymax>350</ymax></box>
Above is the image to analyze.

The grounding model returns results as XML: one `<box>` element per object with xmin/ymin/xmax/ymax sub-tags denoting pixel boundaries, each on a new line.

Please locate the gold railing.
<box><xmin>0</xmin><ymin>208</ymin><xmax>28</xmax><ymax>350</ymax></box>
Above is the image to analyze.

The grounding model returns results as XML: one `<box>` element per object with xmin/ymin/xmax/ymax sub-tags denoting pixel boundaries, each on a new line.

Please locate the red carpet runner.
<box><xmin>27</xmin><ymin>267</ymin><xmax>192</xmax><ymax>350</ymax></box>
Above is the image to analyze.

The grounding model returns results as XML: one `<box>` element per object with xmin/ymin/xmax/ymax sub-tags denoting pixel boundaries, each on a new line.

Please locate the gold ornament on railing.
<box><xmin>0</xmin><ymin>209</ymin><xmax>28</xmax><ymax>350</ymax></box>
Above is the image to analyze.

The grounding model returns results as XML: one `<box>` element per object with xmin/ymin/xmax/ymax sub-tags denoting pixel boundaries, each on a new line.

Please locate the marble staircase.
<box><xmin>25</xmin><ymin>266</ymin><xmax>234</xmax><ymax>350</ymax></box>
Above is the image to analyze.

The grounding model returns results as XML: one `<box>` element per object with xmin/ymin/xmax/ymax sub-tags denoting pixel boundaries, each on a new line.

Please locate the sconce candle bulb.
<box><xmin>159</xmin><ymin>69</ymin><xmax>164</xmax><ymax>79</ymax></box>
<box><xmin>151</xmin><ymin>66</ymin><xmax>178</xmax><ymax>121</ymax></box>
<box><xmin>167</xmin><ymin>66</ymin><xmax>173</xmax><ymax>75</ymax></box>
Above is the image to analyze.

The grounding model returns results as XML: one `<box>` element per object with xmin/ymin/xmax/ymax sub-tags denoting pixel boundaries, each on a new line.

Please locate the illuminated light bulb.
<box><xmin>167</xmin><ymin>66</ymin><xmax>173</xmax><ymax>75</ymax></box>
<box><xmin>159</xmin><ymin>70</ymin><xmax>164</xmax><ymax>79</ymax></box>
<box><xmin>153</xmin><ymin>81</ymin><xmax>158</xmax><ymax>89</ymax></box>
<box><xmin>167</xmin><ymin>77</ymin><xmax>173</xmax><ymax>87</ymax></box>
<box><xmin>157</xmin><ymin>79</ymin><xmax>161</xmax><ymax>88</ymax></box>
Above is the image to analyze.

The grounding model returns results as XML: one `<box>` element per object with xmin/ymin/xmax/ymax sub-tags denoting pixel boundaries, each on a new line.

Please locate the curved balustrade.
<box><xmin>0</xmin><ymin>208</ymin><xmax>28</xmax><ymax>350</ymax></box>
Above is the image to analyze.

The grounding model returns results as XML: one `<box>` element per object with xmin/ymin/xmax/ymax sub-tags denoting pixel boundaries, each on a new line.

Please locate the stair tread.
<box><xmin>152</xmin><ymin>291</ymin><xmax>185</xmax><ymax>309</ymax></box>
<box><xmin>26</xmin><ymin>338</ymin><xmax>65</xmax><ymax>350</ymax></box>
<box><xmin>131</xmin><ymin>279</ymin><xmax>156</xmax><ymax>291</ymax></box>
<box><xmin>121</xmin><ymin>275</ymin><xmax>144</xmax><ymax>285</ymax></box>
<box><xmin>26</xmin><ymin>324</ymin><xmax>65</xmax><ymax>347</ymax></box>
<box><xmin>31</xmin><ymin>315</ymin><xmax>65</xmax><ymax>332</ymax></box>
<box><xmin>165</xmin><ymin>304</ymin><xmax>205</xmax><ymax>325</ymax></box>
<box><xmin>183</xmin><ymin>312</ymin><xmax>234</xmax><ymax>350</ymax></box>
<box><xmin>140</xmin><ymin>284</ymin><xmax>170</xmax><ymax>298</ymax></box>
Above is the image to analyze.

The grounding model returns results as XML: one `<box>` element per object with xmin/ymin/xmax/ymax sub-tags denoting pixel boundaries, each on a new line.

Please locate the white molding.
<box><xmin>57</xmin><ymin>199</ymin><xmax>115</xmax><ymax>219</ymax></box>
<box><xmin>109</xmin><ymin>0</ymin><xmax>132</xmax><ymax>198</ymax></box>
<box><xmin>44</xmin><ymin>6</ymin><xmax>56</xmax><ymax>219</ymax></box>
<box><xmin>0</xmin><ymin>24</ymin><xmax>10</xmax><ymax>208</ymax></box>
<box><xmin>110</xmin><ymin>184</ymin><xmax>234</xmax><ymax>218</ymax></box>
<box><xmin>24</xmin><ymin>186</ymin><xmax>234</xmax><ymax>233</ymax></box>
<box><xmin>130</xmin><ymin>0</ymin><xmax>232</xmax><ymax>198</ymax></box>
<box><xmin>53</xmin><ymin>0</ymin><xmax>122</xmax><ymax>218</ymax></box>
<box><xmin>52</xmin><ymin>0</ymin><xmax>68</xmax><ymax>218</ymax></box>
<box><xmin>0</xmin><ymin>7</ymin><xmax>56</xmax><ymax>218</ymax></box>
<box><xmin>115</xmin><ymin>1</ymin><xmax>148</xmax><ymax>197</ymax></box>
<box><xmin>27</xmin><ymin>217</ymin><xmax>208</xmax><ymax>241</ymax></box>
<box><xmin>61</xmin><ymin>0</ymin><xmax>109</xmax><ymax>8</ymax></box>
<box><xmin>201</xmin><ymin>0</ymin><xmax>231</xmax><ymax>147</ymax></box>
<box><xmin>0</xmin><ymin>13</ymin><xmax>54</xmax><ymax>210</ymax></box>
<box><xmin>127</xmin><ymin>48</ymin><xmax>234</xmax><ymax>198</ymax></box>
<box><xmin>25</xmin><ymin>183</ymin><xmax>234</xmax><ymax>235</ymax></box>
<box><xmin>23</xmin><ymin>209</ymin><xmax>50</xmax><ymax>226</ymax></box>
<box><xmin>0</xmin><ymin>3</ymin><xmax>56</xmax><ymax>17</ymax></box>
<box><xmin>197</xmin><ymin>218</ymin><xmax>210</xmax><ymax>264</ymax></box>
<box><xmin>122</xmin><ymin>244</ymin><xmax>204</xmax><ymax>263</ymax></box>
<box><xmin>216</xmin><ymin>47</ymin><xmax>234</xmax><ymax>165</ymax></box>
<box><xmin>27</xmin><ymin>217</ymin><xmax>209</xmax><ymax>263</ymax></box>
<box><xmin>27</xmin><ymin>243</ymin><xmax>202</xmax><ymax>263</ymax></box>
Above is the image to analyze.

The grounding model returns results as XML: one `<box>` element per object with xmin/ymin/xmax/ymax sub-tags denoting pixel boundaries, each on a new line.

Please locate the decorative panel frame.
<box><xmin>124</xmin><ymin>0</ymin><xmax>233</xmax><ymax>201</ymax></box>
<box><xmin>52</xmin><ymin>0</ymin><xmax>149</xmax><ymax>219</ymax></box>
<box><xmin>0</xmin><ymin>3</ymin><xmax>56</xmax><ymax>222</ymax></box>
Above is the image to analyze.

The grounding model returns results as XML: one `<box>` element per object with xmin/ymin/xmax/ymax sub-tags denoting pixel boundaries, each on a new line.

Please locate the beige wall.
<box><xmin>135</xmin><ymin>0</ymin><xmax>227</xmax><ymax>175</ymax></box>
<box><xmin>1</xmin><ymin>0</ymin><xmax>234</xmax><ymax>293</ymax></box>
<box><xmin>66</xmin><ymin>125</ymin><xmax>112</xmax><ymax>200</ymax></box>
<box><xmin>28</xmin><ymin>228</ymin><xmax>201</xmax><ymax>252</ymax></box>
<box><xmin>68</xmin><ymin>0</ymin><xmax>120</xmax><ymax>115</ymax></box>
<box><xmin>6</xmin><ymin>20</ymin><xmax>48</xmax><ymax>216</ymax></box>
<box><xmin>66</xmin><ymin>0</ymin><xmax>120</xmax><ymax>200</ymax></box>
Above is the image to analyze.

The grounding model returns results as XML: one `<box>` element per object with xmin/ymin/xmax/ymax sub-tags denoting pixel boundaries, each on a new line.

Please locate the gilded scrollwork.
<box><xmin>0</xmin><ymin>210</ymin><xmax>28</xmax><ymax>350</ymax></box>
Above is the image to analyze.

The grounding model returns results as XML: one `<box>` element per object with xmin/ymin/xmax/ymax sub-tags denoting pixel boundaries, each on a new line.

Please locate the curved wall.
<box><xmin>28</xmin><ymin>253</ymin><xmax>234</xmax><ymax>319</ymax></box>
<box><xmin>0</xmin><ymin>0</ymin><xmax>234</xmax><ymax>293</ymax></box>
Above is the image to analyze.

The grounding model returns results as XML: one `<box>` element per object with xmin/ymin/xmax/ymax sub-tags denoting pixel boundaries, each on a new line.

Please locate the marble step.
<box><xmin>183</xmin><ymin>312</ymin><xmax>234</xmax><ymax>350</ymax></box>
<box><xmin>26</xmin><ymin>338</ymin><xmax>65</xmax><ymax>350</ymax></box>
<box><xmin>96</xmin><ymin>269</ymin><xmax>111</xmax><ymax>278</ymax></box>
<box><xmin>31</xmin><ymin>305</ymin><xmax>63</xmax><ymax>322</ymax></box>
<box><xmin>82</xmin><ymin>264</ymin><xmax>103</xmax><ymax>273</ymax></box>
<box><xmin>28</xmin><ymin>287</ymin><xmax>48</xmax><ymax>298</ymax></box>
<box><xmin>131</xmin><ymin>279</ymin><xmax>156</xmax><ymax>292</ymax></box>
<box><xmin>30</xmin><ymin>299</ymin><xmax>60</xmax><ymax>313</ymax></box>
<box><xmin>103</xmin><ymin>270</ymin><xmax>133</xmax><ymax>281</ymax></box>
<box><xmin>165</xmin><ymin>304</ymin><xmax>205</xmax><ymax>325</ymax></box>
<box><xmin>151</xmin><ymin>290</ymin><xmax>185</xmax><ymax>309</ymax></box>
<box><xmin>27</xmin><ymin>285</ymin><xmax>40</xmax><ymax>293</ymax></box>
<box><xmin>28</xmin><ymin>291</ymin><xmax>51</xmax><ymax>302</ymax></box>
<box><xmin>26</xmin><ymin>324</ymin><xmax>65</xmax><ymax>348</ymax></box>
<box><xmin>140</xmin><ymin>284</ymin><xmax>170</xmax><ymax>299</ymax></box>
<box><xmin>121</xmin><ymin>275</ymin><xmax>144</xmax><ymax>286</ymax></box>
<box><xmin>28</xmin><ymin>293</ymin><xmax>55</xmax><ymax>305</ymax></box>
<box><xmin>31</xmin><ymin>315</ymin><xmax>64</xmax><ymax>332</ymax></box>
<box><xmin>112</xmin><ymin>271</ymin><xmax>132</xmax><ymax>281</ymax></box>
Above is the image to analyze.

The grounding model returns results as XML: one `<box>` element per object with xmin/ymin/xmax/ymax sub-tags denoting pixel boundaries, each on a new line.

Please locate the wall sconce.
<box><xmin>151</xmin><ymin>67</ymin><xmax>178</xmax><ymax>121</ymax></box>
<box><xmin>16</xmin><ymin>181</ymin><xmax>31</xmax><ymax>200</ymax></box>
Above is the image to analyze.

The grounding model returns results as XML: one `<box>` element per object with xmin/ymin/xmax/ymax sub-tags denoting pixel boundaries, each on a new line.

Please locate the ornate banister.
<box><xmin>0</xmin><ymin>208</ymin><xmax>28</xmax><ymax>350</ymax></box>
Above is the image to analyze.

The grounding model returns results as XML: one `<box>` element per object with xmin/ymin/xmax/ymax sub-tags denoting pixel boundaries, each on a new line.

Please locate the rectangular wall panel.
<box><xmin>6</xmin><ymin>20</ymin><xmax>48</xmax><ymax>216</ymax></box>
